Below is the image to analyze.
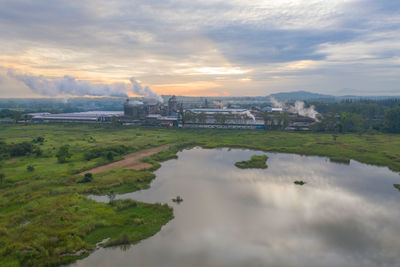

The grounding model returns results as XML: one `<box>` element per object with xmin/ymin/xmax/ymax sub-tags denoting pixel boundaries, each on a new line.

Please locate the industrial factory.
<box><xmin>29</xmin><ymin>96</ymin><xmax>317</xmax><ymax>130</ymax></box>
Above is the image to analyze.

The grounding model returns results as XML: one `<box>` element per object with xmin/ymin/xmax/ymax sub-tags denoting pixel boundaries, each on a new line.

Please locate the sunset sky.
<box><xmin>0</xmin><ymin>0</ymin><xmax>399</xmax><ymax>97</ymax></box>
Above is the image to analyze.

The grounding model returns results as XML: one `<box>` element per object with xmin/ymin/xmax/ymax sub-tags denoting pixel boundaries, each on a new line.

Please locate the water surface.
<box><xmin>72</xmin><ymin>148</ymin><xmax>400</xmax><ymax>267</ymax></box>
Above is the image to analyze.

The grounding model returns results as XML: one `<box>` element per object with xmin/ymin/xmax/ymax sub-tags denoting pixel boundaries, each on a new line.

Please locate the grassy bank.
<box><xmin>0</xmin><ymin>124</ymin><xmax>400</xmax><ymax>266</ymax></box>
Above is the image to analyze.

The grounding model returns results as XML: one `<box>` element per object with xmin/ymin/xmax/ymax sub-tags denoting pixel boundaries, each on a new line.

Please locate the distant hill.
<box><xmin>268</xmin><ymin>91</ymin><xmax>335</xmax><ymax>102</ymax></box>
<box><xmin>267</xmin><ymin>91</ymin><xmax>400</xmax><ymax>102</ymax></box>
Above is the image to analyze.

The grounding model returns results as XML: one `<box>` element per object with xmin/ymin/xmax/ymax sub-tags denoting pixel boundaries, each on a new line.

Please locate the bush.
<box><xmin>27</xmin><ymin>165</ymin><xmax>35</xmax><ymax>172</ymax></box>
<box><xmin>32</xmin><ymin>137</ymin><xmax>45</xmax><ymax>144</ymax></box>
<box><xmin>78</xmin><ymin>173</ymin><xmax>93</xmax><ymax>183</ymax></box>
<box><xmin>106</xmin><ymin>151</ymin><xmax>114</xmax><ymax>161</ymax></box>
<box><xmin>84</xmin><ymin>145</ymin><xmax>130</xmax><ymax>161</ymax></box>
<box><xmin>8</xmin><ymin>142</ymin><xmax>35</xmax><ymax>157</ymax></box>
<box><xmin>56</xmin><ymin>145</ymin><xmax>72</xmax><ymax>163</ymax></box>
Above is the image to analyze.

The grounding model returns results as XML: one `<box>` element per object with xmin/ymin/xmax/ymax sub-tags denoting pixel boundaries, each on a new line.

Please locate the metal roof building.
<box><xmin>31</xmin><ymin>111</ymin><xmax>123</xmax><ymax>122</ymax></box>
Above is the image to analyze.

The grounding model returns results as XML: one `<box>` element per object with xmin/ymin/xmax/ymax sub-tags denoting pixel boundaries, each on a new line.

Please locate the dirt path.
<box><xmin>81</xmin><ymin>143</ymin><xmax>173</xmax><ymax>175</ymax></box>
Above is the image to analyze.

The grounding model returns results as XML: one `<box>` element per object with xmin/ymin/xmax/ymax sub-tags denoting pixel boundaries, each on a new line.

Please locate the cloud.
<box><xmin>0</xmin><ymin>0</ymin><xmax>399</xmax><ymax>96</ymax></box>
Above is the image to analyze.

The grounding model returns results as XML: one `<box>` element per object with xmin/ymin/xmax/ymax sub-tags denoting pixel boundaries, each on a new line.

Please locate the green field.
<box><xmin>0</xmin><ymin>124</ymin><xmax>400</xmax><ymax>266</ymax></box>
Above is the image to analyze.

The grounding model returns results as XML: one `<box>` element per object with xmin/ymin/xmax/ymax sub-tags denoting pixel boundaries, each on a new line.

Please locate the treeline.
<box><xmin>310</xmin><ymin>99</ymin><xmax>400</xmax><ymax>133</ymax></box>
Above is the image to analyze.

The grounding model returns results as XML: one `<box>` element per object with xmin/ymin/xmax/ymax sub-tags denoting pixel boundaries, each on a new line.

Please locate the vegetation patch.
<box><xmin>294</xmin><ymin>180</ymin><xmax>306</xmax><ymax>185</ymax></box>
<box><xmin>84</xmin><ymin>145</ymin><xmax>131</xmax><ymax>161</ymax></box>
<box><xmin>394</xmin><ymin>184</ymin><xmax>400</xmax><ymax>191</ymax></box>
<box><xmin>235</xmin><ymin>155</ymin><xmax>268</xmax><ymax>169</ymax></box>
<box><xmin>77</xmin><ymin>168</ymin><xmax>156</xmax><ymax>195</ymax></box>
<box><xmin>1</xmin><ymin>124</ymin><xmax>400</xmax><ymax>266</ymax></box>
<box><xmin>329</xmin><ymin>157</ymin><xmax>351</xmax><ymax>165</ymax></box>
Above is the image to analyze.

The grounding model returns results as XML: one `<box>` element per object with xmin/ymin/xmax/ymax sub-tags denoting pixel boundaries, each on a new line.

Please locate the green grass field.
<box><xmin>0</xmin><ymin>123</ymin><xmax>400</xmax><ymax>266</ymax></box>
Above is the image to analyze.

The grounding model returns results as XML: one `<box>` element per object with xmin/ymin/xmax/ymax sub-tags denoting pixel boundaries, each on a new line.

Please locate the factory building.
<box><xmin>180</xmin><ymin>108</ymin><xmax>264</xmax><ymax>129</ymax></box>
<box><xmin>123</xmin><ymin>100</ymin><xmax>147</xmax><ymax>119</ymax></box>
<box><xmin>168</xmin><ymin>95</ymin><xmax>178</xmax><ymax>115</ymax></box>
<box><xmin>31</xmin><ymin>111</ymin><xmax>123</xmax><ymax>123</ymax></box>
<box><xmin>27</xmin><ymin>97</ymin><xmax>315</xmax><ymax>130</ymax></box>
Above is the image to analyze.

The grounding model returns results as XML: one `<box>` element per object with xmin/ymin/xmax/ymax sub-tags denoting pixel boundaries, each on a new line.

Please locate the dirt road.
<box><xmin>81</xmin><ymin>143</ymin><xmax>173</xmax><ymax>174</ymax></box>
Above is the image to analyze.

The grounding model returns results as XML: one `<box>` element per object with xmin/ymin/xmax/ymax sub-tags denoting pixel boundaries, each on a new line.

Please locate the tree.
<box><xmin>339</xmin><ymin>112</ymin><xmax>363</xmax><ymax>134</ymax></box>
<box><xmin>12</xmin><ymin>111</ymin><xmax>22</xmax><ymax>123</ymax></box>
<box><xmin>385</xmin><ymin>107</ymin><xmax>400</xmax><ymax>133</ymax></box>
<box><xmin>56</xmin><ymin>145</ymin><xmax>72</xmax><ymax>163</ymax></box>
<box><xmin>0</xmin><ymin>173</ymin><xmax>4</xmax><ymax>184</ymax></box>
<box><xmin>106</xmin><ymin>151</ymin><xmax>114</xmax><ymax>161</ymax></box>
<box><xmin>263</xmin><ymin>112</ymin><xmax>271</xmax><ymax>130</ymax></box>
<box><xmin>275</xmin><ymin>113</ymin><xmax>282</xmax><ymax>130</ymax></box>
<box><xmin>107</xmin><ymin>190</ymin><xmax>116</xmax><ymax>204</ymax></box>
<box><xmin>214</xmin><ymin>113</ymin><xmax>227</xmax><ymax>124</ymax></box>
<box><xmin>183</xmin><ymin>111</ymin><xmax>195</xmax><ymax>123</ymax></box>
<box><xmin>280</xmin><ymin>112</ymin><xmax>290</xmax><ymax>130</ymax></box>
<box><xmin>197</xmin><ymin>112</ymin><xmax>207</xmax><ymax>124</ymax></box>
<box><xmin>111</xmin><ymin>116</ymin><xmax>121</xmax><ymax>127</ymax></box>
<box><xmin>78</xmin><ymin>173</ymin><xmax>93</xmax><ymax>183</ymax></box>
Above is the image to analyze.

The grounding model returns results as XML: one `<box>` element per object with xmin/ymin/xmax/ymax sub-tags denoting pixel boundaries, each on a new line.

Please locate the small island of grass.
<box><xmin>235</xmin><ymin>155</ymin><xmax>268</xmax><ymax>169</ymax></box>
<box><xmin>394</xmin><ymin>184</ymin><xmax>400</xmax><ymax>191</ymax></box>
<box><xmin>172</xmin><ymin>195</ymin><xmax>183</xmax><ymax>203</ymax></box>
<box><xmin>294</xmin><ymin>180</ymin><xmax>306</xmax><ymax>185</ymax></box>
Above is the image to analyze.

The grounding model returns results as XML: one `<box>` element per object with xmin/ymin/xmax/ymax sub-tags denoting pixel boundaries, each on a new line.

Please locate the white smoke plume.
<box><xmin>289</xmin><ymin>101</ymin><xmax>319</xmax><ymax>120</ymax></box>
<box><xmin>129</xmin><ymin>77</ymin><xmax>163</xmax><ymax>103</ymax></box>
<box><xmin>244</xmin><ymin>110</ymin><xmax>255</xmax><ymax>121</ymax></box>
<box><xmin>269</xmin><ymin>96</ymin><xmax>319</xmax><ymax>120</ymax></box>
<box><xmin>7</xmin><ymin>70</ymin><xmax>163</xmax><ymax>102</ymax></box>
<box><xmin>270</xmin><ymin>97</ymin><xmax>284</xmax><ymax>108</ymax></box>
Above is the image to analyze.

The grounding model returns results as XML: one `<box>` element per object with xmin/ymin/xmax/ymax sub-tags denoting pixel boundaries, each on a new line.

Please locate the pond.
<box><xmin>71</xmin><ymin>147</ymin><xmax>400</xmax><ymax>267</ymax></box>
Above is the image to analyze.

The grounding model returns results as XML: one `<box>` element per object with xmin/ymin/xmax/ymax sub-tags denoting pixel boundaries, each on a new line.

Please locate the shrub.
<box><xmin>27</xmin><ymin>165</ymin><xmax>35</xmax><ymax>172</ymax></box>
<box><xmin>107</xmin><ymin>190</ymin><xmax>116</xmax><ymax>204</ymax></box>
<box><xmin>56</xmin><ymin>145</ymin><xmax>72</xmax><ymax>163</ymax></box>
<box><xmin>8</xmin><ymin>142</ymin><xmax>35</xmax><ymax>157</ymax></box>
<box><xmin>32</xmin><ymin>137</ymin><xmax>45</xmax><ymax>144</ymax></box>
<box><xmin>78</xmin><ymin>173</ymin><xmax>93</xmax><ymax>183</ymax></box>
<box><xmin>106</xmin><ymin>151</ymin><xmax>114</xmax><ymax>161</ymax></box>
<box><xmin>133</xmin><ymin>218</ymin><xmax>144</xmax><ymax>225</ymax></box>
<box><xmin>84</xmin><ymin>145</ymin><xmax>130</xmax><ymax>161</ymax></box>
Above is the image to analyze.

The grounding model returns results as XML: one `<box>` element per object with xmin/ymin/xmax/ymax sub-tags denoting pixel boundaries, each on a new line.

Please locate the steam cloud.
<box><xmin>244</xmin><ymin>110</ymin><xmax>256</xmax><ymax>121</ymax></box>
<box><xmin>270</xmin><ymin>97</ymin><xmax>319</xmax><ymax>120</ymax></box>
<box><xmin>288</xmin><ymin>101</ymin><xmax>319</xmax><ymax>120</ymax></box>
<box><xmin>129</xmin><ymin>77</ymin><xmax>163</xmax><ymax>103</ymax></box>
<box><xmin>7</xmin><ymin>70</ymin><xmax>163</xmax><ymax>102</ymax></box>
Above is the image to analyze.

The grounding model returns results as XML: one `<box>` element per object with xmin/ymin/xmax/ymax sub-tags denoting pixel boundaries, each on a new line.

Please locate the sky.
<box><xmin>0</xmin><ymin>0</ymin><xmax>399</xmax><ymax>98</ymax></box>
